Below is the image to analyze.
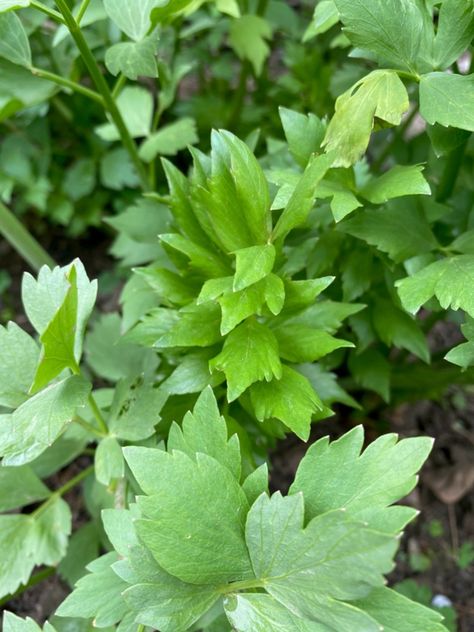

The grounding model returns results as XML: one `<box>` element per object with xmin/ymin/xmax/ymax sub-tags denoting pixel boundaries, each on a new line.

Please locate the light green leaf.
<box><xmin>100</xmin><ymin>148</ymin><xmax>140</xmax><ymax>190</ymax></box>
<box><xmin>124</xmin><ymin>448</ymin><xmax>252</xmax><ymax>584</ymax></box>
<box><xmin>397</xmin><ymin>255</ymin><xmax>474</xmax><ymax>316</ymax></box>
<box><xmin>445</xmin><ymin>318</ymin><xmax>474</xmax><ymax>368</ymax></box>
<box><xmin>0</xmin><ymin>375</ymin><xmax>91</xmax><ymax>466</ymax></box>
<box><xmin>233</xmin><ymin>244</ymin><xmax>275</xmax><ymax>291</ymax></box>
<box><xmin>242</xmin><ymin>464</ymin><xmax>268</xmax><ymax>506</ymax></box>
<box><xmin>279</xmin><ymin>107</ymin><xmax>325</xmax><ymax>168</ymax></box>
<box><xmin>58</xmin><ymin>522</ymin><xmax>101</xmax><ymax>587</ymax></box>
<box><xmin>159</xmin><ymin>233</ymin><xmax>230</xmax><ymax>278</ymax></box>
<box><xmin>273</xmin><ymin>152</ymin><xmax>334</xmax><ymax>240</ymax></box>
<box><xmin>104</xmin><ymin>0</ymin><xmax>160</xmax><ymax>40</ymax></box>
<box><xmin>419</xmin><ymin>73</ymin><xmax>474</xmax><ymax>132</ymax></box>
<box><xmin>3</xmin><ymin>612</ymin><xmax>46</xmax><ymax>632</ymax></box>
<box><xmin>218</xmin><ymin>282</ymin><xmax>267</xmax><ymax>335</ymax></box>
<box><xmin>0</xmin><ymin>322</ymin><xmax>38</xmax><ymax>407</ymax></box>
<box><xmin>105</xmin><ymin>37</ymin><xmax>158</xmax><ymax>80</ymax></box>
<box><xmin>139</xmin><ymin>118</ymin><xmax>198</xmax><ymax>161</ymax></box>
<box><xmin>95</xmin><ymin>437</ymin><xmax>124</xmax><ymax>486</ymax></box>
<box><xmin>323</xmin><ymin>70</ymin><xmax>409</xmax><ymax>167</ymax></box>
<box><xmin>249</xmin><ymin>366</ymin><xmax>323</xmax><ymax>440</ymax></box>
<box><xmin>274</xmin><ymin>325</ymin><xmax>353</xmax><ymax>363</ymax></box>
<box><xmin>283</xmin><ymin>277</ymin><xmax>335</xmax><ymax>311</ymax></box>
<box><xmin>0</xmin><ymin>0</ymin><xmax>30</xmax><ymax>12</ymax></box>
<box><xmin>0</xmin><ymin>12</ymin><xmax>31</xmax><ymax>67</ymax></box>
<box><xmin>315</xmin><ymin>178</ymin><xmax>362</xmax><ymax>222</ymax></box>
<box><xmin>96</xmin><ymin>87</ymin><xmax>153</xmax><ymax>141</ymax></box>
<box><xmin>0</xmin><ymin>465</ymin><xmax>49</xmax><ymax>512</ymax></box>
<box><xmin>290</xmin><ymin>425</ymin><xmax>433</xmax><ymax>532</ymax></box>
<box><xmin>106</xmin><ymin>198</ymin><xmax>170</xmax><ymax>243</ymax></box>
<box><xmin>361</xmin><ymin>165</ymin><xmax>431</xmax><ymax>204</ymax></box>
<box><xmin>303</xmin><ymin>0</ymin><xmax>339</xmax><ymax>42</ymax></box>
<box><xmin>0</xmin><ymin>515</ymin><xmax>38</xmax><ymax>597</ymax></box>
<box><xmin>63</xmin><ymin>159</ymin><xmax>96</xmax><ymax>202</ymax></box>
<box><xmin>160</xmin><ymin>350</ymin><xmax>221</xmax><ymax>394</ymax></box>
<box><xmin>433</xmin><ymin>0</ymin><xmax>474</xmax><ymax>70</ymax></box>
<box><xmin>333</xmin><ymin>0</ymin><xmax>432</xmax><ymax>73</ymax></box>
<box><xmin>34</xmin><ymin>496</ymin><xmax>71</xmax><ymax>566</ymax></box>
<box><xmin>167</xmin><ymin>386</ymin><xmax>241</xmax><ymax>480</ymax></box>
<box><xmin>372</xmin><ymin>299</ymin><xmax>429</xmax><ymax>362</ymax></box>
<box><xmin>155</xmin><ymin>302</ymin><xmax>222</xmax><ymax>348</ymax></box>
<box><xmin>339</xmin><ymin>201</ymin><xmax>436</xmax><ymax>262</ymax></box>
<box><xmin>210</xmin><ymin>320</ymin><xmax>282</xmax><ymax>401</ymax></box>
<box><xmin>56</xmin><ymin>553</ymin><xmax>129</xmax><ymax>626</ymax></box>
<box><xmin>229</xmin><ymin>14</ymin><xmax>272</xmax><ymax>75</ymax></box>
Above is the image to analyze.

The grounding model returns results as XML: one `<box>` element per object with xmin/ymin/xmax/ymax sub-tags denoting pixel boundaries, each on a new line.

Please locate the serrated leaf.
<box><xmin>372</xmin><ymin>299</ymin><xmax>429</xmax><ymax>362</ymax></box>
<box><xmin>167</xmin><ymin>386</ymin><xmax>241</xmax><ymax>480</ymax></box>
<box><xmin>218</xmin><ymin>281</ymin><xmax>267</xmax><ymax>335</ymax></box>
<box><xmin>419</xmin><ymin>73</ymin><xmax>474</xmax><ymax>132</ymax></box>
<box><xmin>279</xmin><ymin>107</ymin><xmax>325</xmax><ymax>168</ymax></box>
<box><xmin>0</xmin><ymin>12</ymin><xmax>31</xmax><ymax>67</ymax></box>
<box><xmin>34</xmin><ymin>496</ymin><xmax>71</xmax><ymax>566</ymax></box>
<box><xmin>361</xmin><ymin>165</ymin><xmax>431</xmax><ymax>204</ymax></box>
<box><xmin>349</xmin><ymin>347</ymin><xmax>390</xmax><ymax>401</ymax></box>
<box><xmin>3</xmin><ymin>612</ymin><xmax>47</xmax><ymax>632</ymax></box>
<box><xmin>139</xmin><ymin>118</ymin><xmax>198</xmax><ymax>161</ymax></box>
<box><xmin>303</xmin><ymin>0</ymin><xmax>339</xmax><ymax>42</ymax></box>
<box><xmin>160</xmin><ymin>233</ymin><xmax>230</xmax><ymax>278</ymax></box>
<box><xmin>274</xmin><ymin>325</ymin><xmax>353</xmax><ymax>363</ymax></box>
<box><xmin>249</xmin><ymin>366</ymin><xmax>323</xmax><ymax>440</ymax></box>
<box><xmin>105</xmin><ymin>37</ymin><xmax>158</xmax><ymax>80</ymax></box>
<box><xmin>210</xmin><ymin>320</ymin><xmax>282</xmax><ymax>401</ymax></box>
<box><xmin>161</xmin><ymin>350</ymin><xmax>220</xmax><ymax>394</ymax></box>
<box><xmin>104</xmin><ymin>0</ymin><xmax>160</xmax><ymax>40</ymax></box>
<box><xmin>0</xmin><ymin>322</ymin><xmax>39</xmax><ymax>407</ymax></box>
<box><xmin>229</xmin><ymin>14</ymin><xmax>272</xmax><ymax>75</ymax></box>
<box><xmin>0</xmin><ymin>375</ymin><xmax>91</xmax><ymax>466</ymax></box>
<box><xmin>242</xmin><ymin>464</ymin><xmax>268</xmax><ymax>506</ymax></box>
<box><xmin>0</xmin><ymin>465</ymin><xmax>49</xmax><ymax>512</ymax></box>
<box><xmin>432</xmin><ymin>0</ymin><xmax>474</xmax><ymax>70</ymax></box>
<box><xmin>96</xmin><ymin>87</ymin><xmax>153</xmax><ymax>141</ymax></box>
<box><xmin>100</xmin><ymin>147</ymin><xmax>140</xmax><ymax>190</ymax></box>
<box><xmin>323</xmin><ymin>70</ymin><xmax>409</xmax><ymax>167</ymax></box>
<box><xmin>233</xmin><ymin>244</ymin><xmax>275</xmax><ymax>291</ymax></box>
<box><xmin>290</xmin><ymin>425</ymin><xmax>433</xmax><ymax>532</ymax></box>
<box><xmin>283</xmin><ymin>277</ymin><xmax>335</xmax><ymax>312</ymax></box>
<box><xmin>124</xmin><ymin>449</ymin><xmax>252</xmax><ymax>584</ymax></box>
<box><xmin>273</xmin><ymin>152</ymin><xmax>334</xmax><ymax>240</ymax></box>
<box><xmin>397</xmin><ymin>255</ymin><xmax>474</xmax><ymax>316</ymax></box>
<box><xmin>58</xmin><ymin>523</ymin><xmax>101</xmax><ymax>587</ymax></box>
<box><xmin>155</xmin><ymin>302</ymin><xmax>222</xmax><ymax>347</ymax></box>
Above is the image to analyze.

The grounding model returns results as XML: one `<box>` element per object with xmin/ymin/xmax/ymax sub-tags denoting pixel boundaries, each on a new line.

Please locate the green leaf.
<box><xmin>161</xmin><ymin>350</ymin><xmax>221</xmax><ymax>395</ymax></box>
<box><xmin>0</xmin><ymin>515</ymin><xmax>38</xmax><ymax>597</ymax></box>
<box><xmin>361</xmin><ymin>165</ymin><xmax>431</xmax><ymax>204</ymax></box>
<box><xmin>245</xmin><ymin>493</ymin><xmax>396</xmax><ymax>628</ymax></box>
<box><xmin>274</xmin><ymin>325</ymin><xmax>353</xmax><ymax>363</ymax></box>
<box><xmin>100</xmin><ymin>148</ymin><xmax>140</xmax><ymax>190</ymax></box>
<box><xmin>210</xmin><ymin>320</ymin><xmax>282</xmax><ymax>401</ymax></box>
<box><xmin>0</xmin><ymin>322</ymin><xmax>38</xmax><ymax>407</ymax></box>
<box><xmin>57</xmin><ymin>553</ymin><xmax>129</xmax><ymax>626</ymax></box>
<box><xmin>167</xmin><ymin>386</ymin><xmax>241</xmax><ymax>480</ymax></box>
<box><xmin>233</xmin><ymin>244</ymin><xmax>275</xmax><ymax>291</ymax></box>
<box><xmin>445</xmin><ymin>319</ymin><xmax>474</xmax><ymax>368</ymax></box>
<box><xmin>95</xmin><ymin>437</ymin><xmax>124</xmax><ymax>486</ymax></box>
<box><xmin>218</xmin><ymin>282</ymin><xmax>267</xmax><ymax>335</ymax></box>
<box><xmin>108</xmin><ymin>376</ymin><xmax>166</xmax><ymax>441</ymax></box>
<box><xmin>397</xmin><ymin>255</ymin><xmax>474</xmax><ymax>317</ymax></box>
<box><xmin>155</xmin><ymin>302</ymin><xmax>222</xmax><ymax>348</ymax></box>
<box><xmin>139</xmin><ymin>118</ymin><xmax>198</xmax><ymax>161</ymax></box>
<box><xmin>106</xmin><ymin>198</ymin><xmax>170</xmax><ymax>243</ymax></box>
<box><xmin>273</xmin><ymin>152</ymin><xmax>334</xmax><ymax>240</ymax></box>
<box><xmin>229</xmin><ymin>14</ymin><xmax>272</xmax><ymax>75</ymax></box>
<box><xmin>0</xmin><ymin>375</ymin><xmax>91</xmax><ymax>465</ymax></box>
<box><xmin>0</xmin><ymin>466</ymin><xmax>49</xmax><ymax>512</ymax></box>
<box><xmin>124</xmin><ymin>448</ymin><xmax>252</xmax><ymax>584</ymax></box>
<box><xmin>0</xmin><ymin>12</ymin><xmax>31</xmax><ymax>67</ymax></box>
<box><xmin>419</xmin><ymin>73</ymin><xmax>474</xmax><ymax>132</ymax></box>
<box><xmin>2</xmin><ymin>612</ymin><xmax>46</xmax><ymax>632</ymax></box>
<box><xmin>303</xmin><ymin>0</ymin><xmax>339</xmax><ymax>42</ymax></box>
<box><xmin>290</xmin><ymin>425</ymin><xmax>432</xmax><ymax>532</ymax></box>
<box><xmin>104</xmin><ymin>0</ymin><xmax>159</xmax><ymax>40</ymax></box>
<box><xmin>159</xmin><ymin>233</ymin><xmax>230</xmax><ymax>278</ymax></box>
<box><xmin>349</xmin><ymin>347</ymin><xmax>390</xmax><ymax>402</ymax></box>
<box><xmin>249</xmin><ymin>366</ymin><xmax>323</xmax><ymax>440</ymax></box>
<box><xmin>333</xmin><ymin>0</ymin><xmax>432</xmax><ymax>73</ymax></box>
<box><xmin>34</xmin><ymin>496</ymin><xmax>71</xmax><ymax>566</ymax></box>
<box><xmin>58</xmin><ymin>523</ymin><xmax>101</xmax><ymax>587</ymax></box>
<box><xmin>354</xmin><ymin>587</ymin><xmax>449</xmax><ymax>632</ymax></box>
<box><xmin>96</xmin><ymin>87</ymin><xmax>153</xmax><ymax>141</ymax></box>
<box><xmin>63</xmin><ymin>159</ymin><xmax>96</xmax><ymax>202</ymax></box>
<box><xmin>0</xmin><ymin>0</ymin><xmax>30</xmax><ymax>12</ymax></box>
<box><xmin>323</xmin><ymin>70</ymin><xmax>409</xmax><ymax>167</ymax></box>
<box><xmin>283</xmin><ymin>277</ymin><xmax>335</xmax><ymax>312</ymax></box>
<box><xmin>105</xmin><ymin>37</ymin><xmax>158</xmax><ymax>80</ymax></box>
<box><xmin>279</xmin><ymin>107</ymin><xmax>325</xmax><ymax>168</ymax></box>
<box><xmin>372</xmin><ymin>299</ymin><xmax>429</xmax><ymax>362</ymax></box>
<box><xmin>339</xmin><ymin>201</ymin><xmax>436</xmax><ymax>263</ymax></box>
<box><xmin>432</xmin><ymin>0</ymin><xmax>474</xmax><ymax>70</ymax></box>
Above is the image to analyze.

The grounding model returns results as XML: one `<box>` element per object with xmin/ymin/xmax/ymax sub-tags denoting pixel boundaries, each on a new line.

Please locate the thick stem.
<box><xmin>31</xmin><ymin>67</ymin><xmax>104</xmax><ymax>105</ymax></box>
<box><xmin>0</xmin><ymin>202</ymin><xmax>55</xmax><ymax>271</ymax></box>
<box><xmin>436</xmin><ymin>140</ymin><xmax>468</xmax><ymax>203</ymax></box>
<box><xmin>219</xmin><ymin>578</ymin><xmax>265</xmax><ymax>594</ymax></box>
<box><xmin>30</xmin><ymin>0</ymin><xmax>64</xmax><ymax>22</ymax></box>
<box><xmin>31</xmin><ymin>464</ymin><xmax>95</xmax><ymax>519</ymax></box>
<box><xmin>54</xmin><ymin>0</ymin><xmax>150</xmax><ymax>191</ymax></box>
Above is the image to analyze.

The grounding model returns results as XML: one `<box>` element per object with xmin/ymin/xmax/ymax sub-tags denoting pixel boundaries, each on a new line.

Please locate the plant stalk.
<box><xmin>31</xmin><ymin>464</ymin><xmax>95</xmax><ymax>519</ymax></box>
<box><xmin>88</xmin><ymin>393</ymin><xmax>108</xmax><ymax>434</ymax></box>
<box><xmin>75</xmin><ymin>0</ymin><xmax>92</xmax><ymax>24</ymax></box>
<box><xmin>54</xmin><ymin>0</ymin><xmax>150</xmax><ymax>191</ymax></box>
<box><xmin>31</xmin><ymin>0</ymin><xmax>64</xmax><ymax>22</ymax></box>
<box><xmin>436</xmin><ymin>140</ymin><xmax>469</xmax><ymax>203</ymax></box>
<box><xmin>0</xmin><ymin>202</ymin><xmax>55</xmax><ymax>271</ymax></box>
<box><xmin>74</xmin><ymin>415</ymin><xmax>106</xmax><ymax>438</ymax></box>
<box><xmin>31</xmin><ymin>66</ymin><xmax>104</xmax><ymax>105</ymax></box>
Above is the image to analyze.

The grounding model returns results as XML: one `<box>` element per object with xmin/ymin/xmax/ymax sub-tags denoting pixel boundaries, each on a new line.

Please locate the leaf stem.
<box><xmin>31</xmin><ymin>464</ymin><xmax>95</xmax><ymax>519</ymax></box>
<box><xmin>0</xmin><ymin>201</ymin><xmax>55</xmax><ymax>271</ymax></box>
<box><xmin>111</xmin><ymin>73</ymin><xmax>127</xmax><ymax>99</ymax></box>
<box><xmin>74</xmin><ymin>415</ymin><xmax>106</xmax><ymax>438</ymax></box>
<box><xmin>436</xmin><ymin>140</ymin><xmax>469</xmax><ymax>203</ymax></box>
<box><xmin>75</xmin><ymin>0</ymin><xmax>92</xmax><ymax>24</ymax></box>
<box><xmin>88</xmin><ymin>393</ymin><xmax>108</xmax><ymax>434</ymax></box>
<box><xmin>219</xmin><ymin>578</ymin><xmax>265</xmax><ymax>594</ymax></box>
<box><xmin>30</xmin><ymin>66</ymin><xmax>104</xmax><ymax>105</ymax></box>
<box><xmin>0</xmin><ymin>567</ymin><xmax>56</xmax><ymax>608</ymax></box>
<box><xmin>227</xmin><ymin>61</ymin><xmax>251</xmax><ymax>130</ymax></box>
<box><xmin>54</xmin><ymin>0</ymin><xmax>150</xmax><ymax>191</ymax></box>
<box><xmin>30</xmin><ymin>0</ymin><xmax>65</xmax><ymax>23</ymax></box>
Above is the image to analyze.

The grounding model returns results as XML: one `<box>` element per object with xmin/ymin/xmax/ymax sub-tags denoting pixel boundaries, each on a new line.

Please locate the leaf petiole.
<box><xmin>30</xmin><ymin>66</ymin><xmax>104</xmax><ymax>105</ymax></box>
<box><xmin>31</xmin><ymin>464</ymin><xmax>95</xmax><ymax>519</ymax></box>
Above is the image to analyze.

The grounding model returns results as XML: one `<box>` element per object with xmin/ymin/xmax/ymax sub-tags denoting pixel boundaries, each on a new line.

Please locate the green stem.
<box><xmin>0</xmin><ymin>567</ymin><xmax>55</xmax><ymax>608</ymax></box>
<box><xmin>74</xmin><ymin>415</ymin><xmax>106</xmax><ymax>438</ymax></box>
<box><xmin>75</xmin><ymin>0</ymin><xmax>92</xmax><ymax>24</ymax></box>
<box><xmin>111</xmin><ymin>73</ymin><xmax>127</xmax><ymax>99</ymax></box>
<box><xmin>30</xmin><ymin>0</ymin><xmax>64</xmax><ymax>22</ymax></box>
<box><xmin>32</xmin><ymin>464</ymin><xmax>95</xmax><ymax>519</ymax></box>
<box><xmin>436</xmin><ymin>140</ymin><xmax>469</xmax><ymax>203</ymax></box>
<box><xmin>219</xmin><ymin>578</ymin><xmax>265</xmax><ymax>594</ymax></box>
<box><xmin>88</xmin><ymin>393</ymin><xmax>108</xmax><ymax>434</ymax></box>
<box><xmin>227</xmin><ymin>61</ymin><xmax>251</xmax><ymax>129</ymax></box>
<box><xmin>54</xmin><ymin>0</ymin><xmax>150</xmax><ymax>191</ymax></box>
<box><xmin>0</xmin><ymin>201</ymin><xmax>55</xmax><ymax>271</ymax></box>
<box><xmin>31</xmin><ymin>66</ymin><xmax>104</xmax><ymax>105</ymax></box>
